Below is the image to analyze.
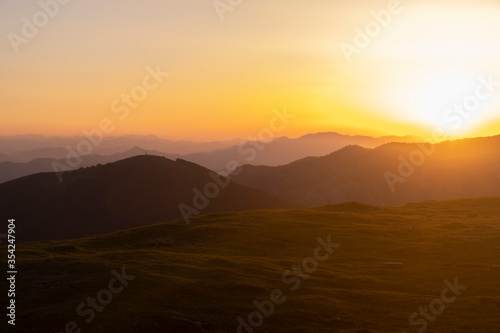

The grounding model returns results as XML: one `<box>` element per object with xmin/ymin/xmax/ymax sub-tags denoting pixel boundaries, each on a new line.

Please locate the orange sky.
<box><xmin>1</xmin><ymin>0</ymin><xmax>500</xmax><ymax>141</ymax></box>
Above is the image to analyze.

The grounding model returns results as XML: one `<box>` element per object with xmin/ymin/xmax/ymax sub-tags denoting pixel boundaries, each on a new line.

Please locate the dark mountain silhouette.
<box><xmin>0</xmin><ymin>147</ymin><xmax>180</xmax><ymax>184</ymax></box>
<box><xmin>0</xmin><ymin>155</ymin><xmax>298</xmax><ymax>242</ymax></box>
<box><xmin>231</xmin><ymin>135</ymin><xmax>500</xmax><ymax>207</ymax></box>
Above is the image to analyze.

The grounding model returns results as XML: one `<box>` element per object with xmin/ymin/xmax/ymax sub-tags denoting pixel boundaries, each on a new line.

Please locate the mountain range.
<box><xmin>182</xmin><ymin>133</ymin><xmax>422</xmax><ymax>172</ymax></box>
<box><xmin>0</xmin><ymin>134</ymin><xmax>243</xmax><ymax>161</ymax></box>
<box><xmin>0</xmin><ymin>132</ymin><xmax>421</xmax><ymax>184</ymax></box>
<box><xmin>232</xmin><ymin>135</ymin><xmax>500</xmax><ymax>207</ymax></box>
<box><xmin>4</xmin><ymin>134</ymin><xmax>500</xmax><ymax>243</ymax></box>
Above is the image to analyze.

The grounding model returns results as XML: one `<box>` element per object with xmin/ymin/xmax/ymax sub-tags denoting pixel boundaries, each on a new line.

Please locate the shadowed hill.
<box><xmin>0</xmin><ymin>155</ymin><xmax>298</xmax><ymax>242</ymax></box>
<box><xmin>0</xmin><ymin>147</ymin><xmax>180</xmax><ymax>184</ymax></box>
<box><xmin>231</xmin><ymin>135</ymin><xmax>500</xmax><ymax>207</ymax></box>
<box><xmin>11</xmin><ymin>196</ymin><xmax>500</xmax><ymax>332</ymax></box>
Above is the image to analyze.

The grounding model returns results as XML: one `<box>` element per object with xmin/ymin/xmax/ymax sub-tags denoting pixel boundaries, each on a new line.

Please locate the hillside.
<box><xmin>0</xmin><ymin>147</ymin><xmax>180</xmax><ymax>184</ymax></box>
<box><xmin>0</xmin><ymin>155</ymin><xmax>297</xmax><ymax>242</ymax></box>
<box><xmin>231</xmin><ymin>135</ymin><xmax>500</xmax><ymax>207</ymax></box>
<box><xmin>9</xmin><ymin>197</ymin><xmax>500</xmax><ymax>332</ymax></box>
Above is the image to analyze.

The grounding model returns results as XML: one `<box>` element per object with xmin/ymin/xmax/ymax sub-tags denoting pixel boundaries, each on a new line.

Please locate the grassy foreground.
<box><xmin>9</xmin><ymin>197</ymin><xmax>500</xmax><ymax>332</ymax></box>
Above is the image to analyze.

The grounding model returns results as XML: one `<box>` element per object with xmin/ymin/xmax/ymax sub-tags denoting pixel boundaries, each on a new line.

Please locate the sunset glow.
<box><xmin>4</xmin><ymin>2</ymin><xmax>500</xmax><ymax>332</ymax></box>
<box><xmin>2</xmin><ymin>0</ymin><xmax>500</xmax><ymax>140</ymax></box>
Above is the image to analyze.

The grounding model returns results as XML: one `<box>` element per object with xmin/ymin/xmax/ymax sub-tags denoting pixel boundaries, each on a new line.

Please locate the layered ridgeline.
<box><xmin>181</xmin><ymin>133</ymin><xmax>421</xmax><ymax>172</ymax></box>
<box><xmin>12</xmin><ymin>197</ymin><xmax>500</xmax><ymax>332</ymax></box>
<box><xmin>231</xmin><ymin>135</ymin><xmax>500</xmax><ymax>207</ymax></box>
<box><xmin>0</xmin><ymin>155</ymin><xmax>297</xmax><ymax>242</ymax></box>
<box><xmin>0</xmin><ymin>132</ymin><xmax>420</xmax><ymax>184</ymax></box>
<box><xmin>0</xmin><ymin>134</ymin><xmax>242</xmax><ymax>160</ymax></box>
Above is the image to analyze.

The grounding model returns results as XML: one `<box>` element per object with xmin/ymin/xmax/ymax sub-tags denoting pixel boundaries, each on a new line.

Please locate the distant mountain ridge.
<box><xmin>0</xmin><ymin>132</ymin><xmax>422</xmax><ymax>184</ymax></box>
<box><xmin>0</xmin><ymin>134</ymin><xmax>244</xmax><ymax>159</ymax></box>
<box><xmin>231</xmin><ymin>135</ymin><xmax>500</xmax><ymax>207</ymax></box>
<box><xmin>180</xmin><ymin>132</ymin><xmax>423</xmax><ymax>172</ymax></box>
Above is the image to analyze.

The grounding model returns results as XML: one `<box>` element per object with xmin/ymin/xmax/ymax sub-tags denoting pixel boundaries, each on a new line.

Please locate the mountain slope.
<box><xmin>0</xmin><ymin>155</ymin><xmax>297</xmax><ymax>242</ymax></box>
<box><xmin>231</xmin><ymin>135</ymin><xmax>500</xmax><ymax>207</ymax></box>
<box><xmin>12</xmin><ymin>197</ymin><xmax>500</xmax><ymax>332</ymax></box>
<box><xmin>0</xmin><ymin>147</ymin><xmax>180</xmax><ymax>184</ymax></box>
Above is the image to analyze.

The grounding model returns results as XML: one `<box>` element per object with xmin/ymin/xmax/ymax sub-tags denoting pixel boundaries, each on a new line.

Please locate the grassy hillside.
<box><xmin>10</xmin><ymin>197</ymin><xmax>500</xmax><ymax>332</ymax></box>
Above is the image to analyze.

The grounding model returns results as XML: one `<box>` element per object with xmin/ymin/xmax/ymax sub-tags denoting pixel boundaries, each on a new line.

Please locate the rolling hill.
<box><xmin>0</xmin><ymin>147</ymin><xmax>180</xmax><ymax>184</ymax></box>
<box><xmin>231</xmin><ymin>135</ymin><xmax>500</xmax><ymax>207</ymax></box>
<box><xmin>0</xmin><ymin>155</ymin><xmax>297</xmax><ymax>242</ymax></box>
<box><xmin>9</xmin><ymin>197</ymin><xmax>500</xmax><ymax>332</ymax></box>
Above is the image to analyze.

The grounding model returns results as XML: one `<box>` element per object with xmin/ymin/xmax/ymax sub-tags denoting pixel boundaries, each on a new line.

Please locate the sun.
<box><xmin>409</xmin><ymin>66</ymin><xmax>498</xmax><ymax>136</ymax></box>
<box><xmin>360</xmin><ymin>3</ymin><xmax>500</xmax><ymax>138</ymax></box>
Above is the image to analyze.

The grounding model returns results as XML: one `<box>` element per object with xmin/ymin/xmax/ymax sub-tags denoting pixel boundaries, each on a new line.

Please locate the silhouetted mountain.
<box><xmin>0</xmin><ymin>155</ymin><xmax>297</xmax><ymax>242</ymax></box>
<box><xmin>232</xmin><ymin>135</ymin><xmax>500</xmax><ymax>207</ymax></box>
<box><xmin>0</xmin><ymin>147</ymin><xmax>179</xmax><ymax>184</ymax></box>
<box><xmin>182</xmin><ymin>132</ymin><xmax>422</xmax><ymax>172</ymax></box>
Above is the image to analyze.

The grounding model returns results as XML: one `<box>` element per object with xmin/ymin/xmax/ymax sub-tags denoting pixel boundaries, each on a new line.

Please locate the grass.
<box><xmin>10</xmin><ymin>196</ymin><xmax>500</xmax><ymax>332</ymax></box>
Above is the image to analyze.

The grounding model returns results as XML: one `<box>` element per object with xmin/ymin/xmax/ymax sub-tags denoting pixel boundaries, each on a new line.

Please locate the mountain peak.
<box><xmin>0</xmin><ymin>155</ymin><xmax>298</xmax><ymax>242</ymax></box>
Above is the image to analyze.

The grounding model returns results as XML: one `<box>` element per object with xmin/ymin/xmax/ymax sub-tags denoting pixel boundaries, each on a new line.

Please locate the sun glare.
<box><xmin>409</xmin><ymin>67</ymin><xmax>497</xmax><ymax>135</ymax></box>
<box><xmin>362</xmin><ymin>4</ymin><xmax>500</xmax><ymax>138</ymax></box>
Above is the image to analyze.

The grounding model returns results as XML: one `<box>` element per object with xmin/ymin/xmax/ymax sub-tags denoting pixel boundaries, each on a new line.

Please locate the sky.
<box><xmin>2</xmin><ymin>0</ymin><xmax>500</xmax><ymax>141</ymax></box>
